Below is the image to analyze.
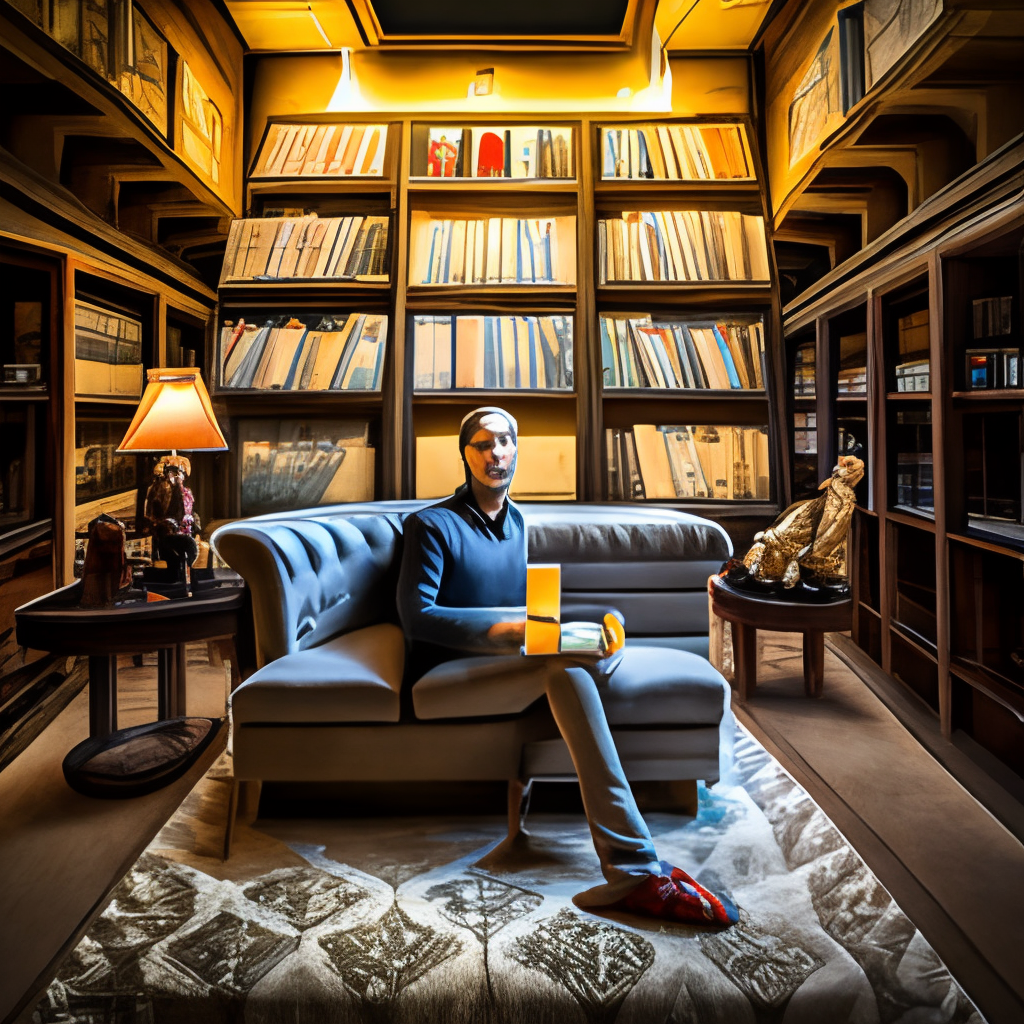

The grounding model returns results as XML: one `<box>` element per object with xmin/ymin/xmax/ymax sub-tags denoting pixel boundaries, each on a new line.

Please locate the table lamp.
<box><xmin>117</xmin><ymin>369</ymin><xmax>228</xmax><ymax>580</ymax></box>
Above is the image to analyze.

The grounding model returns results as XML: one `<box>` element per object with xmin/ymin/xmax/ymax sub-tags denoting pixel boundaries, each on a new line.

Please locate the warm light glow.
<box><xmin>525</xmin><ymin>563</ymin><xmax>561</xmax><ymax>655</ymax></box>
<box><xmin>117</xmin><ymin>370</ymin><xmax>228</xmax><ymax>453</ymax></box>
<box><xmin>327</xmin><ymin>48</ymin><xmax>368</xmax><ymax>110</ymax></box>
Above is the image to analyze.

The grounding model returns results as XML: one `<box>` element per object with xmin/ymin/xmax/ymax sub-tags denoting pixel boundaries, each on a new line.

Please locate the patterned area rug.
<box><xmin>31</xmin><ymin>728</ymin><xmax>985</xmax><ymax>1023</ymax></box>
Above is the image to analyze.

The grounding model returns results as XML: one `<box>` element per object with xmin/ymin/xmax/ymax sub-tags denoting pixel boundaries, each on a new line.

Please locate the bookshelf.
<box><xmin>783</xmin><ymin>134</ymin><xmax>1024</xmax><ymax>788</ymax></box>
<box><xmin>213</xmin><ymin>113</ymin><xmax>781</xmax><ymax>535</ymax></box>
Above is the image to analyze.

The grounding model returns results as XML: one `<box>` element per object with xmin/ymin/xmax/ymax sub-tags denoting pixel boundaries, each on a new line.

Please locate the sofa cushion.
<box><xmin>524</xmin><ymin>504</ymin><xmax>731</xmax><ymax>564</ymax></box>
<box><xmin>230</xmin><ymin>623</ymin><xmax>405</xmax><ymax>724</ymax></box>
<box><xmin>412</xmin><ymin>646</ymin><xmax>726</xmax><ymax>726</ymax></box>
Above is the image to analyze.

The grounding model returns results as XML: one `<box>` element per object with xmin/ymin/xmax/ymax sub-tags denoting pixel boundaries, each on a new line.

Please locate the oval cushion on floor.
<box><xmin>62</xmin><ymin>717</ymin><xmax>222</xmax><ymax>798</ymax></box>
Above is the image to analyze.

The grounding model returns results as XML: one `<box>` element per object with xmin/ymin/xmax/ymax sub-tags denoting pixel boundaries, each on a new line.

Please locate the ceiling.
<box><xmin>225</xmin><ymin>0</ymin><xmax>774</xmax><ymax>53</ymax></box>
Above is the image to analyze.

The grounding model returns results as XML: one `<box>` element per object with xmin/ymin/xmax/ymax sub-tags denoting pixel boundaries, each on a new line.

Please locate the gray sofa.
<box><xmin>211</xmin><ymin>501</ymin><xmax>733</xmax><ymax>845</ymax></box>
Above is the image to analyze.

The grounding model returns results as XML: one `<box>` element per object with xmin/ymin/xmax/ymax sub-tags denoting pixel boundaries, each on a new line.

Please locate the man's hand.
<box><xmin>486</xmin><ymin>619</ymin><xmax>526</xmax><ymax>650</ymax></box>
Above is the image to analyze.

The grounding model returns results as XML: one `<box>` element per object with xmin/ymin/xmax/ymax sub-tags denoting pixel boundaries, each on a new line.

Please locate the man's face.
<box><xmin>464</xmin><ymin>413</ymin><xmax>516</xmax><ymax>492</ymax></box>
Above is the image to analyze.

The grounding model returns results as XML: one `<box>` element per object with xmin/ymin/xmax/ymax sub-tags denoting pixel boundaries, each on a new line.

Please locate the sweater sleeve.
<box><xmin>397</xmin><ymin>513</ymin><xmax>524</xmax><ymax>655</ymax></box>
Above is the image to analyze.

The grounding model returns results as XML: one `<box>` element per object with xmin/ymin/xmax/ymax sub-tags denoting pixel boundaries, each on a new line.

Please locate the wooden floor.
<box><xmin>2</xmin><ymin>635</ymin><xmax>1023</xmax><ymax>1024</ymax></box>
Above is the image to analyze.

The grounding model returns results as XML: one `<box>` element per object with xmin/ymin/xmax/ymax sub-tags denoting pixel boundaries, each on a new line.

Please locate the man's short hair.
<box><xmin>458</xmin><ymin>407</ymin><xmax>518</xmax><ymax>460</ymax></box>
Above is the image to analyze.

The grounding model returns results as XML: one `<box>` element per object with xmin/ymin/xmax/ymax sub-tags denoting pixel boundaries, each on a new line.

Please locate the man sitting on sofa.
<box><xmin>397</xmin><ymin>406</ymin><xmax>738</xmax><ymax>928</ymax></box>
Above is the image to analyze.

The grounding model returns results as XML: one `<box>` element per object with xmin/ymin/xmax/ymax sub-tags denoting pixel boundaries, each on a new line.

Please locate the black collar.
<box><xmin>460</xmin><ymin>485</ymin><xmax>510</xmax><ymax>538</ymax></box>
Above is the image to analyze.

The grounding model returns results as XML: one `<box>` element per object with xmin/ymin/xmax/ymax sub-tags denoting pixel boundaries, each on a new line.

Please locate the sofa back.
<box><xmin>212</xmin><ymin>500</ymin><xmax>732</xmax><ymax>668</ymax></box>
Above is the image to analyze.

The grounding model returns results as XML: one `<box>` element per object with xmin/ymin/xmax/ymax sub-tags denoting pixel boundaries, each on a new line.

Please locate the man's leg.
<box><xmin>543</xmin><ymin>661</ymin><xmax>661</xmax><ymax>905</ymax></box>
<box><xmin>545</xmin><ymin>655</ymin><xmax>738</xmax><ymax>926</ymax></box>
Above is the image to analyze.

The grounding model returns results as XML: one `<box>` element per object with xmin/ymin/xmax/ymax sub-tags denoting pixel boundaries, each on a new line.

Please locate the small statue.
<box><xmin>724</xmin><ymin>455</ymin><xmax>865</xmax><ymax>602</ymax></box>
<box><xmin>80</xmin><ymin>513</ymin><xmax>133</xmax><ymax>606</ymax></box>
<box><xmin>144</xmin><ymin>455</ymin><xmax>200</xmax><ymax>572</ymax></box>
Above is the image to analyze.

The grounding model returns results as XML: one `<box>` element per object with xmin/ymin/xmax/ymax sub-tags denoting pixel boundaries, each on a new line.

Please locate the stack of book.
<box><xmin>597</xmin><ymin>211</ymin><xmax>769</xmax><ymax>283</ymax></box>
<box><xmin>836</xmin><ymin>366</ymin><xmax>867</xmax><ymax>393</ymax></box>
<box><xmin>410</xmin><ymin>216</ymin><xmax>575</xmax><ymax>286</ymax></box>
<box><xmin>895</xmin><ymin>359</ymin><xmax>930</xmax><ymax>392</ymax></box>
<box><xmin>412</xmin><ymin>314</ymin><xmax>572</xmax><ymax>390</ymax></box>
<box><xmin>793</xmin><ymin>345</ymin><xmax>816</xmax><ymax>396</ymax></box>
<box><xmin>221</xmin><ymin>216</ymin><xmax>389</xmax><ymax>283</ymax></box>
<box><xmin>600</xmin><ymin>315</ymin><xmax>764</xmax><ymax>389</ymax></box>
<box><xmin>606</xmin><ymin>424</ymin><xmax>770</xmax><ymax>501</ymax></box>
<box><xmin>416</xmin><ymin>126</ymin><xmax>573</xmax><ymax>179</ymax></box>
<box><xmin>74</xmin><ymin>300</ymin><xmax>144</xmax><ymax>398</ymax></box>
<box><xmin>240</xmin><ymin>421</ymin><xmax>375</xmax><ymax>514</ymax></box>
<box><xmin>220</xmin><ymin>314</ymin><xmax>387</xmax><ymax>391</ymax></box>
<box><xmin>251</xmin><ymin>123</ymin><xmax>388</xmax><ymax>177</ymax></box>
<box><xmin>601</xmin><ymin>124</ymin><xmax>750</xmax><ymax>180</ymax></box>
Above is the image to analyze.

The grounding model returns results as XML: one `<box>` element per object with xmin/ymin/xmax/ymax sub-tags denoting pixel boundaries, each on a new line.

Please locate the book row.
<box><xmin>607</xmin><ymin>424</ymin><xmax>771</xmax><ymax>501</ymax></box>
<box><xmin>601</xmin><ymin>124</ymin><xmax>751</xmax><ymax>181</ymax></box>
<box><xmin>247</xmin><ymin>121</ymin><xmax>753</xmax><ymax>183</ymax></box>
<box><xmin>74</xmin><ymin>301</ymin><xmax>143</xmax><ymax>364</ymax></box>
<box><xmin>220</xmin><ymin>314</ymin><xmax>387</xmax><ymax>391</ymax></box>
<box><xmin>413</xmin><ymin>314</ymin><xmax>573</xmax><ymax>391</ymax></box>
<box><xmin>410</xmin><ymin>216</ymin><xmax>575</xmax><ymax>286</ymax></box>
<box><xmin>240</xmin><ymin>423</ymin><xmax>376</xmax><ymax>515</ymax></box>
<box><xmin>221</xmin><ymin>216</ymin><xmax>390</xmax><ymax>284</ymax></box>
<box><xmin>598</xmin><ymin>211</ymin><xmax>769</xmax><ymax>284</ymax></box>
<box><xmin>415</xmin><ymin>126</ymin><xmax>573</xmax><ymax>180</ymax></box>
<box><xmin>252</xmin><ymin>123</ymin><xmax>388</xmax><ymax>178</ymax></box>
<box><xmin>601</xmin><ymin>316</ymin><xmax>764</xmax><ymax>390</ymax></box>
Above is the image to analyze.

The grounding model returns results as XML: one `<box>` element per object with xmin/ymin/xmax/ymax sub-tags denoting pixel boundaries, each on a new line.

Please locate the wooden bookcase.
<box><xmin>783</xmin><ymin>136</ymin><xmax>1024</xmax><ymax>785</ymax></box>
<box><xmin>211</xmin><ymin>114</ymin><xmax>784</xmax><ymax>543</ymax></box>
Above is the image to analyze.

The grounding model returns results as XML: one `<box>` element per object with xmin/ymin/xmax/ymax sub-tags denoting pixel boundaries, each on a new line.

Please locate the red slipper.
<box><xmin>595</xmin><ymin>870</ymin><xmax>738</xmax><ymax>927</ymax></box>
<box><xmin>659</xmin><ymin>861</ymin><xmax>739</xmax><ymax>926</ymax></box>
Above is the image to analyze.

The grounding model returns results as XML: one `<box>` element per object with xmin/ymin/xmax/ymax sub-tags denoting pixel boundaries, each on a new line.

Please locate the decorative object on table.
<box><xmin>144</xmin><ymin>454</ymin><xmax>201</xmax><ymax>574</ymax></box>
<box><xmin>117</xmin><ymin>369</ymin><xmax>228</xmax><ymax>583</ymax></box>
<box><xmin>723</xmin><ymin>455</ymin><xmax>865</xmax><ymax>602</ymax></box>
<box><xmin>80</xmin><ymin>513</ymin><xmax>133</xmax><ymax>607</ymax></box>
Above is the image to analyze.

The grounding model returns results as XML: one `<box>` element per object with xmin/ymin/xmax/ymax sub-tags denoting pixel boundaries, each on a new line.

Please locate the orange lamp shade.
<box><xmin>117</xmin><ymin>369</ymin><xmax>228</xmax><ymax>452</ymax></box>
<box><xmin>525</xmin><ymin>563</ymin><xmax>561</xmax><ymax>655</ymax></box>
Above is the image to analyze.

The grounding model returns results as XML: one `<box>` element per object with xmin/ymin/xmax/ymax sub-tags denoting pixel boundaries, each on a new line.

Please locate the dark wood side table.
<box><xmin>708</xmin><ymin>574</ymin><xmax>852</xmax><ymax>701</ymax></box>
<box><xmin>16</xmin><ymin>570</ymin><xmax>246</xmax><ymax>794</ymax></box>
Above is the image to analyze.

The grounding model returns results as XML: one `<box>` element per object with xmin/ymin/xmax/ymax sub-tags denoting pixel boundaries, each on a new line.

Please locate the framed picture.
<box><xmin>74</xmin><ymin>299</ymin><xmax>144</xmax><ymax>399</ymax></box>
<box><xmin>118</xmin><ymin>5</ymin><xmax>169</xmax><ymax>136</ymax></box>
<box><xmin>179</xmin><ymin>60</ymin><xmax>223</xmax><ymax>185</ymax></box>
<box><xmin>236</xmin><ymin>418</ymin><xmax>375</xmax><ymax>517</ymax></box>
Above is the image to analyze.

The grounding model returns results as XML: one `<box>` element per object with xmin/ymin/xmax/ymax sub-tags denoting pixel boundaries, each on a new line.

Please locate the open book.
<box><xmin>523</xmin><ymin>564</ymin><xmax>625</xmax><ymax>656</ymax></box>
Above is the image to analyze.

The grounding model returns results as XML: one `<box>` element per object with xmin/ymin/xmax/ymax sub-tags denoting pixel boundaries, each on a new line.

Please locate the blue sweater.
<box><xmin>397</xmin><ymin>486</ymin><xmax>526</xmax><ymax>680</ymax></box>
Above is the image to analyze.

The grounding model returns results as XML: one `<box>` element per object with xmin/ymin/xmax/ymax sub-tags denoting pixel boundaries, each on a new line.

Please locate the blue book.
<box><xmin>599</xmin><ymin>316</ymin><xmax>617</xmax><ymax>386</ymax></box>
<box><xmin>483</xmin><ymin>316</ymin><xmax>497</xmax><ymax>387</ymax></box>
<box><xmin>281</xmin><ymin>329</ymin><xmax>309</xmax><ymax>390</ymax></box>
<box><xmin>712</xmin><ymin>325</ymin><xmax>742</xmax><ymax>388</ymax></box>
<box><xmin>424</xmin><ymin>224</ymin><xmax>438</xmax><ymax>284</ymax></box>
<box><xmin>637</xmin><ymin>131</ymin><xmax>652</xmax><ymax>178</ymax></box>
<box><xmin>543</xmin><ymin>224</ymin><xmax>553</xmax><ymax>281</ymax></box>
<box><xmin>511</xmin><ymin>317</ymin><xmax>522</xmax><ymax>387</ymax></box>
<box><xmin>603</xmin><ymin>131</ymin><xmax>616</xmax><ymax>177</ymax></box>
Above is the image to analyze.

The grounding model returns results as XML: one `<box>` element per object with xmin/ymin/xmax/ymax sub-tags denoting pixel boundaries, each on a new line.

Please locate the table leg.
<box><xmin>733</xmin><ymin>621</ymin><xmax>758</xmax><ymax>701</ymax></box>
<box><xmin>803</xmin><ymin>631</ymin><xmax>825</xmax><ymax>697</ymax></box>
<box><xmin>174</xmin><ymin>641</ymin><xmax>188</xmax><ymax>716</ymax></box>
<box><xmin>158</xmin><ymin>648</ymin><xmax>176</xmax><ymax>718</ymax></box>
<box><xmin>158</xmin><ymin>644</ymin><xmax>189</xmax><ymax>718</ymax></box>
<box><xmin>88</xmin><ymin>655</ymin><xmax>117</xmax><ymax>738</ymax></box>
